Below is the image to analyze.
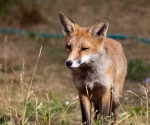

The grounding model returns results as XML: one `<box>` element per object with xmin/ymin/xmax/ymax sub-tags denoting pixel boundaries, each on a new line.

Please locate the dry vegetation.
<box><xmin>0</xmin><ymin>0</ymin><xmax>150</xmax><ymax>124</ymax></box>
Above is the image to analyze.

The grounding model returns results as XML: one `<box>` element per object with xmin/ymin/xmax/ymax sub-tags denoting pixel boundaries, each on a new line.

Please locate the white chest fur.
<box><xmin>74</xmin><ymin>64</ymin><xmax>111</xmax><ymax>90</ymax></box>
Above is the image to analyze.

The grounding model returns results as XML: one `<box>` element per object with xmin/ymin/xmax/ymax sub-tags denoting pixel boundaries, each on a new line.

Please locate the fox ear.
<box><xmin>89</xmin><ymin>19</ymin><xmax>108</xmax><ymax>39</ymax></box>
<box><xmin>58</xmin><ymin>12</ymin><xmax>75</xmax><ymax>36</ymax></box>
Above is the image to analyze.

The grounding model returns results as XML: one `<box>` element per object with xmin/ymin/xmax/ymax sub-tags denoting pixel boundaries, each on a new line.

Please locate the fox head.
<box><xmin>58</xmin><ymin>12</ymin><xmax>109</xmax><ymax>68</ymax></box>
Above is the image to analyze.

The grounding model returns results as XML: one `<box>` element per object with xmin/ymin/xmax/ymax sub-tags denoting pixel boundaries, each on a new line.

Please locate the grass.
<box><xmin>0</xmin><ymin>36</ymin><xmax>150</xmax><ymax>125</ymax></box>
<box><xmin>0</xmin><ymin>70</ymin><xmax>78</xmax><ymax>125</ymax></box>
<box><xmin>0</xmin><ymin>35</ymin><xmax>80</xmax><ymax>125</ymax></box>
<box><xmin>0</xmin><ymin>45</ymin><xmax>73</xmax><ymax>125</ymax></box>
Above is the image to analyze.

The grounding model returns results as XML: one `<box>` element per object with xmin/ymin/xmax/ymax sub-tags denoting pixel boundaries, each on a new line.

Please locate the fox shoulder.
<box><xmin>104</xmin><ymin>38</ymin><xmax>124</xmax><ymax>53</ymax></box>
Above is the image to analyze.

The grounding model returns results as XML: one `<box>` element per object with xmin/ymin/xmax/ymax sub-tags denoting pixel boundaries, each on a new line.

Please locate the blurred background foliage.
<box><xmin>0</xmin><ymin>0</ymin><xmax>149</xmax><ymax>100</ymax></box>
<box><xmin>127</xmin><ymin>59</ymin><xmax>150</xmax><ymax>81</ymax></box>
<box><xmin>0</xmin><ymin>0</ymin><xmax>45</xmax><ymax>26</ymax></box>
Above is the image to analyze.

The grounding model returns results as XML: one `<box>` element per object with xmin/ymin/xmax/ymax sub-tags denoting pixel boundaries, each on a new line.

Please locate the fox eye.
<box><xmin>66</xmin><ymin>45</ymin><xmax>71</xmax><ymax>50</ymax></box>
<box><xmin>81</xmin><ymin>47</ymin><xmax>89</xmax><ymax>51</ymax></box>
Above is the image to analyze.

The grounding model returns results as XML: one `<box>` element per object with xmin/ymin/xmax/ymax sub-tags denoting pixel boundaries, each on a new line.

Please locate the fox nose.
<box><xmin>66</xmin><ymin>60</ymin><xmax>73</xmax><ymax>67</ymax></box>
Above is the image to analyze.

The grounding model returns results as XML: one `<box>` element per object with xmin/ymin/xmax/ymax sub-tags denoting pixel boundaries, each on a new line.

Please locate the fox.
<box><xmin>58</xmin><ymin>12</ymin><xmax>127</xmax><ymax>124</ymax></box>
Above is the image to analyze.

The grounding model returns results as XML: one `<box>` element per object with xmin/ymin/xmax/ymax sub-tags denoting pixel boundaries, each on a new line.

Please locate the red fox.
<box><xmin>58</xmin><ymin>12</ymin><xmax>127</xmax><ymax>124</ymax></box>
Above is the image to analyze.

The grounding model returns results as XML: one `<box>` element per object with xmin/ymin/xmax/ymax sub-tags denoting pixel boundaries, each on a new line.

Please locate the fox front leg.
<box><xmin>100</xmin><ymin>90</ymin><xmax>111</xmax><ymax>122</ymax></box>
<box><xmin>112</xmin><ymin>105</ymin><xmax>119</xmax><ymax>123</ymax></box>
<box><xmin>79</xmin><ymin>93</ymin><xmax>92</xmax><ymax>125</ymax></box>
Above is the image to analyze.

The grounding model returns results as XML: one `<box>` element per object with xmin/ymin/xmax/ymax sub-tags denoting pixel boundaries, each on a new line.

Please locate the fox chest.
<box><xmin>74</xmin><ymin>70</ymin><xmax>111</xmax><ymax>90</ymax></box>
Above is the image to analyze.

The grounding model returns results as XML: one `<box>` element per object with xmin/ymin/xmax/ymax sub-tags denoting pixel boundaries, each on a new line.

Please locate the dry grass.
<box><xmin>0</xmin><ymin>35</ymin><xmax>150</xmax><ymax>124</ymax></box>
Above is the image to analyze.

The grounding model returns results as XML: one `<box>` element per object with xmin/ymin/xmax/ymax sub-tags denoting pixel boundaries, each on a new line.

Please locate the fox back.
<box><xmin>59</xmin><ymin>12</ymin><xmax>127</xmax><ymax>124</ymax></box>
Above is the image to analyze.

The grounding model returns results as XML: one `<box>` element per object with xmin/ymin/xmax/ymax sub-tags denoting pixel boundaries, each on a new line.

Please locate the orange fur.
<box><xmin>59</xmin><ymin>12</ymin><xmax>127</xmax><ymax>125</ymax></box>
